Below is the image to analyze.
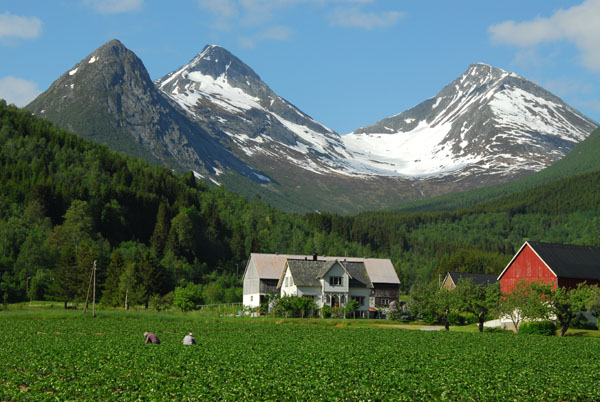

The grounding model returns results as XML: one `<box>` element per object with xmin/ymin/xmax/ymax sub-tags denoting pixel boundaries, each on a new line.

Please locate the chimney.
<box><xmin>313</xmin><ymin>253</ymin><xmax>317</xmax><ymax>261</ymax></box>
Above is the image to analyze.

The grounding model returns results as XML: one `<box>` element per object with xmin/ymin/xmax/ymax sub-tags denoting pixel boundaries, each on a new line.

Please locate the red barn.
<box><xmin>498</xmin><ymin>241</ymin><xmax>600</xmax><ymax>294</ymax></box>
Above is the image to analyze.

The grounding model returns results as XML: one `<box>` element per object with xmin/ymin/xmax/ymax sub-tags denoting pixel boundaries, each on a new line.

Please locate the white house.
<box><xmin>242</xmin><ymin>253</ymin><xmax>400</xmax><ymax>315</ymax></box>
<box><xmin>279</xmin><ymin>259</ymin><xmax>372</xmax><ymax>316</ymax></box>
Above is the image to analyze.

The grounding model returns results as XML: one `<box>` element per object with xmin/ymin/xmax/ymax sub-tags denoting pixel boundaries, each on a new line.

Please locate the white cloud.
<box><xmin>197</xmin><ymin>0</ymin><xmax>238</xmax><ymax>29</ymax></box>
<box><xmin>0</xmin><ymin>76</ymin><xmax>41</xmax><ymax>107</ymax></box>
<box><xmin>489</xmin><ymin>0</ymin><xmax>600</xmax><ymax>72</ymax></box>
<box><xmin>329</xmin><ymin>7</ymin><xmax>403</xmax><ymax>29</ymax></box>
<box><xmin>198</xmin><ymin>0</ymin><xmax>392</xmax><ymax>28</ymax></box>
<box><xmin>543</xmin><ymin>78</ymin><xmax>593</xmax><ymax>98</ymax></box>
<box><xmin>0</xmin><ymin>12</ymin><xmax>42</xmax><ymax>40</ymax></box>
<box><xmin>239</xmin><ymin>25</ymin><xmax>292</xmax><ymax>48</ymax></box>
<box><xmin>85</xmin><ymin>0</ymin><xmax>144</xmax><ymax>15</ymax></box>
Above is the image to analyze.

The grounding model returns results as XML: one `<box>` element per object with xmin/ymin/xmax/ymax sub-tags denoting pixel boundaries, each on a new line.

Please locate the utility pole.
<box><xmin>92</xmin><ymin>260</ymin><xmax>97</xmax><ymax>318</ymax></box>
<box><xmin>26</xmin><ymin>276</ymin><xmax>31</xmax><ymax>305</ymax></box>
<box><xmin>84</xmin><ymin>264</ymin><xmax>93</xmax><ymax>313</ymax></box>
<box><xmin>84</xmin><ymin>260</ymin><xmax>97</xmax><ymax>314</ymax></box>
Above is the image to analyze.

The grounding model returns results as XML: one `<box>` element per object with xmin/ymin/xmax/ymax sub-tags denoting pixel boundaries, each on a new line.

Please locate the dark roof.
<box><xmin>528</xmin><ymin>241</ymin><xmax>600</xmax><ymax>280</ymax></box>
<box><xmin>339</xmin><ymin>261</ymin><xmax>372</xmax><ymax>288</ymax></box>
<box><xmin>283</xmin><ymin>259</ymin><xmax>372</xmax><ymax>288</ymax></box>
<box><xmin>447</xmin><ymin>272</ymin><xmax>498</xmax><ymax>286</ymax></box>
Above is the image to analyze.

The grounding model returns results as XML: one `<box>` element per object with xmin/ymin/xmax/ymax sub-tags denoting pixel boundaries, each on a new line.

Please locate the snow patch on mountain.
<box><xmin>158</xmin><ymin>47</ymin><xmax>597</xmax><ymax>181</ymax></box>
<box><xmin>342</xmin><ymin>121</ymin><xmax>481</xmax><ymax>177</ymax></box>
<box><xmin>170</xmin><ymin>70</ymin><xmax>262</xmax><ymax>114</ymax></box>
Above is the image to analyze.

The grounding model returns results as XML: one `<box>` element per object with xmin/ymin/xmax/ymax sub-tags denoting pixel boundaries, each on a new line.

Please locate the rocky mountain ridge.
<box><xmin>26</xmin><ymin>40</ymin><xmax>254</xmax><ymax>180</ymax></box>
<box><xmin>25</xmin><ymin>39</ymin><xmax>599</xmax><ymax>213</ymax></box>
<box><xmin>345</xmin><ymin>63</ymin><xmax>596</xmax><ymax>178</ymax></box>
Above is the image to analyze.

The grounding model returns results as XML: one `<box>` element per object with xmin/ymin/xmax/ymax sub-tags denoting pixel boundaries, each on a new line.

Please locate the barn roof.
<box><xmin>282</xmin><ymin>259</ymin><xmax>372</xmax><ymax>288</ymax></box>
<box><xmin>528</xmin><ymin>241</ymin><xmax>600</xmax><ymax>280</ymax></box>
<box><xmin>446</xmin><ymin>272</ymin><xmax>498</xmax><ymax>287</ymax></box>
<box><xmin>498</xmin><ymin>241</ymin><xmax>600</xmax><ymax>281</ymax></box>
<box><xmin>246</xmin><ymin>253</ymin><xmax>399</xmax><ymax>284</ymax></box>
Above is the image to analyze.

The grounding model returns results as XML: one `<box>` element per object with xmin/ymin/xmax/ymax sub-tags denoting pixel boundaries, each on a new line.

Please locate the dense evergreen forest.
<box><xmin>1</xmin><ymin>100</ymin><xmax>599</xmax><ymax>307</ymax></box>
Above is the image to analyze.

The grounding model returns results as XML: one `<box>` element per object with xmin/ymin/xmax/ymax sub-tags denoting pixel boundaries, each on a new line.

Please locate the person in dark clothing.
<box><xmin>144</xmin><ymin>331</ymin><xmax>160</xmax><ymax>344</ymax></box>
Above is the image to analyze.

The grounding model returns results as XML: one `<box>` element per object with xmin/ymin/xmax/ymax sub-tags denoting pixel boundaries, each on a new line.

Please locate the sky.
<box><xmin>1</xmin><ymin>0</ymin><xmax>599</xmax><ymax>134</ymax></box>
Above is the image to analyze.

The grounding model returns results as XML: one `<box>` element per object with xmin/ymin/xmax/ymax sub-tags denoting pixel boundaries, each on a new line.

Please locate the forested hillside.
<box><xmin>1</xmin><ymin>100</ymin><xmax>599</xmax><ymax>306</ymax></box>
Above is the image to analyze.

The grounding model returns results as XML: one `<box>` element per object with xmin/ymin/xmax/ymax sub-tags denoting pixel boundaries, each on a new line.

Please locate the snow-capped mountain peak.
<box><xmin>343</xmin><ymin>63</ymin><xmax>597</xmax><ymax>178</ymax></box>
<box><xmin>156</xmin><ymin>45</ymin><xmax>349</xmax><ymax>176</ymax></box>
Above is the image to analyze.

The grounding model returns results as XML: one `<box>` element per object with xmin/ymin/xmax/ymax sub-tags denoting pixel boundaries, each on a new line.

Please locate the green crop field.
<box><xmin>1</xmin><ymin>311</ymin><xmax>600</xmax><ymax>401</ymax></box>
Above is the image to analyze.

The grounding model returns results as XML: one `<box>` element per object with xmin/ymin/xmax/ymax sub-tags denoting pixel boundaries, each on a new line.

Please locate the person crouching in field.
<box><xmin>182</xmin><ymin>332</ymin><xmax>196</xmax><ymax>345</ymax></box>
<box><xmin>144</xmin><ymin>332</ymin><xmax>160</xmax><ymax>344</ymax></box>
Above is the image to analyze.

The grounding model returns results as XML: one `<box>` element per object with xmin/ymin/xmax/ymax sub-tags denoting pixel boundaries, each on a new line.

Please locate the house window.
<box><xmin>351</xmin><ymin>296</ymin><xmax>365</xmax><ymax>306</ymax></box>
<box><xmin>380</xmin><ymin>298</ymin><xmax>390</xmax><ymax>306</ymax></box>
<box><xmin>329</xmin><ymin>276</ymin><xmax>342</xmax><ymax>286</ymax></box>
<box><xmin>250</xmin><ymin>296</ymin><xmax>253</xmax><ymax>302</ymax></box>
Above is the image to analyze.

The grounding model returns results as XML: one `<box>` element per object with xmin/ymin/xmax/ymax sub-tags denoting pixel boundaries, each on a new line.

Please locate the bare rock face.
<box><xmin>27</xmin><ymin>40</ymin><xmax>253</xmax><ymax>178</ymax></box>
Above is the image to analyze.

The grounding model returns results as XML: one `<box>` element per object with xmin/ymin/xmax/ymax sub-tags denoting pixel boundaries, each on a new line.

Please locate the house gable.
<box><xmin>321</xmin><ymin>261</ymin><xmax>350</xmax><ymax>293</ymax></box>
<box><xmin>441</xmin><ymin>273</ymin><xmax>456</xmax><ymax>290</ymax></box>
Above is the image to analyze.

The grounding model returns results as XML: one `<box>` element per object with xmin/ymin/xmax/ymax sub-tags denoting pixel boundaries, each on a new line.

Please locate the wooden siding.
<box><xmin>371</xmin><ymin>283</ymin><xmax>400</xmax><ymax>307</ymax></box>
<box><xmin>500</xmin><ymin>244</ymin><xmax>557</xmax><ymax>293</ymax></box>
<box><xmin>441</xmin><ymin>275</ymin><xmax>456</xmax><ymax>290</ymax></box>
<box><xmin>259</xmin><ymin>279</ymin><xmax>278</xmax><ymax>295</ymax></box>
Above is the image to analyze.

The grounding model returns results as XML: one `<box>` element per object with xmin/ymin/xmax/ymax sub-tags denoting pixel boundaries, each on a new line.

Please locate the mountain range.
<box><xmin>25</xmin><ymin>39</ymin><xmax>598</xmax><ymax>213</ymax></box>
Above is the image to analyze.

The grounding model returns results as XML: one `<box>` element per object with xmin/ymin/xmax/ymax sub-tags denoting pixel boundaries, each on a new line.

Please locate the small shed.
<box><xmin>441</xmin><ymin>272</ymin><xmax>498</xmax><ymax>290</ymax></box>
<box><xmin>497</xmin><ymin>241</ymin><xmax>600</xmax><ymax>294</ymax></box>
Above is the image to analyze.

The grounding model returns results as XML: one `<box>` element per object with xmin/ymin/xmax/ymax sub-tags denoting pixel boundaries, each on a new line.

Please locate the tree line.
<box><xmin>409</xmin><ymin>279</ymin><xmax>600</xmax><ymax>336</ymax></box>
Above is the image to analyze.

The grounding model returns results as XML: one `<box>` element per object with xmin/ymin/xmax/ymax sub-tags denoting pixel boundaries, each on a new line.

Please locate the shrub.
<box><xmin>447</xmin><ymin>312</ymin><xmax>465</xmax><ymax>326</ymax></box>
<box><xmin>484</xmin><ymin>327</ymin><xmax>512</xmax><ymax>334</ymax></box>
<box><xmin>462</xmin><ymin>313</ymin><xmax>478</xmax><ymax>325</ymax></box>
<box><xmin>571</xmin><ymin>315</ymin><xmax>598</xmax><ymax>330</ymax></box>
<box><xmin>519</xmin><ymin>321</ymin><xmax>557</xmax><ymax>336</ymax></box>
<box><xmin>150</xmin><ymin>292</ymin><xmax>173</xmax><ymax>312</ymax></box>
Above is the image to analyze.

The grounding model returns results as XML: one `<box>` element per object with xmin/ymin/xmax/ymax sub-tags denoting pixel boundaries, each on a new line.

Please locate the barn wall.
<box><xmin>242</xmin><ymin>260</ymin><xmax>259</xmax><ymax>295</ymax></box>
<box><xmin>501</xmin><ymin>245</ymin><xmax>557</xmax><ymax>293</ymax></box>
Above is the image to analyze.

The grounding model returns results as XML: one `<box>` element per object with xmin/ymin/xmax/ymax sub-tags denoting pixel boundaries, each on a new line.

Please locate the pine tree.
<box><xmin>150</xmin><ymin>202</ymin><xmax>170</xmax><ymax>257</ymax></box>
<box><xmin>102</xmin><ymin>249</ymin><xmax>125</xmax><ymax>307</ymax></box>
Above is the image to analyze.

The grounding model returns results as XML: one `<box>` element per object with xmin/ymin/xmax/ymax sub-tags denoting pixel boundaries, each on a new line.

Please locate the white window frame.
<box><xmin>329</xmin><ymin>276</ymin><xmax>342</xmax><ymax>286</ymax></box>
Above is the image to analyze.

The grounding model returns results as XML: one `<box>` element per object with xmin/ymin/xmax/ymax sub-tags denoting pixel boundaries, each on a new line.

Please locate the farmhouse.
<box><xmin>497</xmin><ymin>241</ymin><xmax>600</xmax><ymax>294</ymax></box>
<box><xmin>242</xmin><ymin>253</ymin><xmax>400</xmax><ymax>315</ymax></box>
<box><xmin>279</xmin><ymin>259</ymin><xmax>372</xmax><ymax>316</ymax></box>
<box><xmin>441</xmin><ymin>272</ymin><xmax>498</xmax><ymax>290</ymax></box>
